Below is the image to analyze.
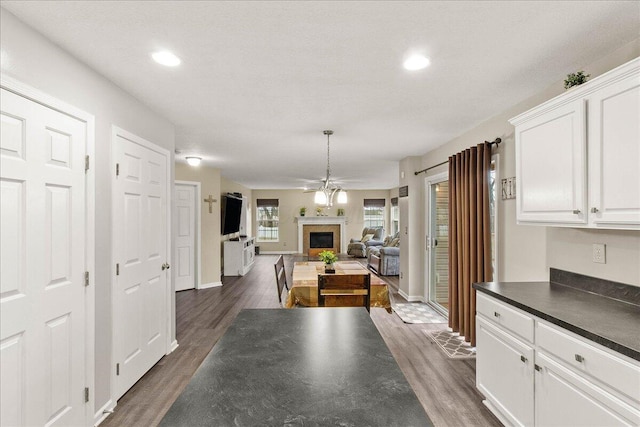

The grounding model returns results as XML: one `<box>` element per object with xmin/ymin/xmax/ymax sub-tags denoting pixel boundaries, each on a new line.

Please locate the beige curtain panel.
<box><xmin>448</xmin><ymin>142</ymin><xmax>493</xmax><ymax>346</ymax></box>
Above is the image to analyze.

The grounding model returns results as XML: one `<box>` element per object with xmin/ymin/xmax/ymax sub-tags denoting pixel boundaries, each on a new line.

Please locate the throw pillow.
<box><xmin>361</xmin><ymin>233</ymin><xmax>375</xmax><ymax>243</ymax></box>
<box><xmin>390</xmin><ymin>237</ymin><xmax>400</xmax><ymax>247</ymax></box>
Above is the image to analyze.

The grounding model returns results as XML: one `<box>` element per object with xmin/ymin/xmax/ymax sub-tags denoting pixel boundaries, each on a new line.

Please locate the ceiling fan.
<box><xmin>306</xmin><ymin>130</ymin><xmax>347</xmax><ymax>208</ymax></box>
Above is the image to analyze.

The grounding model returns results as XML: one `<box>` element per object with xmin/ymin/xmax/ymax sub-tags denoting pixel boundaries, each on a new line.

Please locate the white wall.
<box><xmin>400</xmin><ymin>39</ymin><xmax>640</xmax><ymax>299</ymax></box>
<box><xmin>1</xmin><ymin>9</ymin><xmax>176</xmax><ymax>419</ymax></box>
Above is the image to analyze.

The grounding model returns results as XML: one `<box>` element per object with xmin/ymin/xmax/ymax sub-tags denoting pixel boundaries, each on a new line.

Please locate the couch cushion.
<box><xmin>361</xmin><ymin>233</ymin><xmax>375</xmax><ymax>243</ymax></box>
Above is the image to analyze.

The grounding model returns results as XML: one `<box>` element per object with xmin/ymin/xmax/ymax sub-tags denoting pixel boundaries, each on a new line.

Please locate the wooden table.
<box><xmin>285</xmin><ymin>261</ymin><xmax>392</xmax><ymax>311</ymax></box>
<box><xmin>159</xmin><ymin>308</ymin><xmax>432</xmax><ymax>426</ymax></box>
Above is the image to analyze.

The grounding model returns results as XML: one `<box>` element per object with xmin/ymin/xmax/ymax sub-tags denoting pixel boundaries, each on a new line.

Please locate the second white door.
<box><xmin>113</xmin><ymin>127</ymin><xmax>170</xmax><ymax>399</ymax></box>
<box><xmin>174</xmin><ymin>182</ymin><xmax>197</xmax><ymax>291</ymax></box>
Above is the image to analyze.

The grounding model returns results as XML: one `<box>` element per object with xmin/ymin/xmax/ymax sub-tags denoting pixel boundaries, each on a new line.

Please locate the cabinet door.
<box><xmin>535</xmin><ymin>352</ymin><xmax>640</xmax><ymax>426</ymax></box>
<box><xmin>476</xmin><ymin>317</ymin><xmax>534</xmax><ymax>426</ymax></box>
<box><xmin>588</xmin><ymin>74</ymin><xmax>640</xmax><ymax>228</ymax></box>
<box><xmin>515</xmin><ymin>99</ymin><xmax>587</xmax><ymax>225</ymax></box>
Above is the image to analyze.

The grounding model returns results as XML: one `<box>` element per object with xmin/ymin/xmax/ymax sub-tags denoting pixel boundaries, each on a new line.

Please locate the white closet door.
<box><xmin>174</xmin><ymin>183</ymin><xmax>196</xmax><ymax>291</ymax></box>
<box><xmin>113</xmin><ymin>129</ymin><xmax>169</xmax><ymax>399</ymax></box>
<box><xmin>1</xmin><ymin>88</ymin><xmax>87</xmax><ymax>426</ymax></box>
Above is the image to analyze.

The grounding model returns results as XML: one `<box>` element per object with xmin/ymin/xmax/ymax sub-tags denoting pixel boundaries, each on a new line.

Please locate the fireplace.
<box><xmin>310</xmin><ymin>232</ymin><xmax>333</xmax><ymax>248</ymax></box>
<box><xmin>296</xmin><ymin>216</ymin><xmax>347</xmax><ymax>255</ymax></box>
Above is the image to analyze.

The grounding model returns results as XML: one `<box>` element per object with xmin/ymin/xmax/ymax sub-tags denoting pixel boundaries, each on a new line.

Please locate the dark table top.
<box><xmin>474</xmin><ymin>281</ymin><xmax>640</xmax><ymax>361</ymax></box>
<box><xmin>160</xmin><ymin>308</ymin><xmax>432</xmax><ymax>427</ymax></box>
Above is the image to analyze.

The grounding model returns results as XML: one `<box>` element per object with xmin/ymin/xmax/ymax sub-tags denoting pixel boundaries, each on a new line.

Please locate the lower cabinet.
<box><xmin>477</xmin><ymin>317</ymin><xmax>534</xmax><ymax>426</ymax></box>
<box><xmin>476</xmin><ymin>293</ymin><xmax>640</xmax><ymax>427</ymax></box>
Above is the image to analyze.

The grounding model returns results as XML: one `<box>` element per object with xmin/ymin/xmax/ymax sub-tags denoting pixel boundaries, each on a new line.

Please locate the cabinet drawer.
<box><xmin>537</xmin><ymin>321</ymin><xmax>640</xmax><ymax>405</ymax></box>
<box><xmin>476</xmin><ymin>293</ymin><xmax>534</xmax><ymax>343</ymax></box>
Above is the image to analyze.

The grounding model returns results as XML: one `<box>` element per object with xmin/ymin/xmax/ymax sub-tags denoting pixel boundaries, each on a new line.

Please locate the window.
<box><xmin>390</xmin><ymin>197</ymin><xmax>399</xmax><ymax>235</ymax></box>
<box><xmin>363</xmin><ymin>198</ymin><xmax>385</xmax><ymax>229</ymax></box>
<box><xmin>256</xmin><ymin>199</ymin><xmax>279</xmax><ymax>242</ymax></box>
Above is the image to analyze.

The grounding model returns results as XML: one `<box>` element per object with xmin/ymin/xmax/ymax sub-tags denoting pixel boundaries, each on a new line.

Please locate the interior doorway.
<box><xmin>174</xmin><ymin>181</ymin><xmax>201</xmax><ymax>291</ymax></box>
<box><xmin>424</xmin><ymin>172</ymin><xmax>449</xmax><ymax>316</ymax></box>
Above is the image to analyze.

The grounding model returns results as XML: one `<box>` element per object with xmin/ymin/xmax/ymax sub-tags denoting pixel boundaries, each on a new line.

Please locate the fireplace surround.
<box><xmin>296</xmin><ymin>216</ymin><xmax>347</xmax><ymax>255</ymax></box>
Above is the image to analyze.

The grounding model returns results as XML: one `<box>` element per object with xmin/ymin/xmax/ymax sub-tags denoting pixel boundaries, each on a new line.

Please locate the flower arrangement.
<box><xmin>299</xmin><ymin>207</ymin><xmax>306</xmax><ymax>216</ymax></box>
<box><xmin>564</xmin><ymin>71</ymin><xmax>590</xmax><ymax>89</ymax></box>
<box><xmin>337</xmin><ymin>208</ymin><xmax>345</xmax><ymax>216</ymax></box>
<box><xmin>316</xmin><ymin>207</ymin><xmax>323</xmax><ymax>216</ymax></box>
<box><xmin>318</xmin><ymin>250</ymin><xmax>338</xmax><ymax>265</ymax></box>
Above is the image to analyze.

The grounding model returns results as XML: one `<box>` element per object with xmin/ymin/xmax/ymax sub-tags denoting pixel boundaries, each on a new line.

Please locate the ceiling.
<box><xmin>2</xmin><ymin>1</ymin><xmax>638</xmax><ymax>190</ymax></box>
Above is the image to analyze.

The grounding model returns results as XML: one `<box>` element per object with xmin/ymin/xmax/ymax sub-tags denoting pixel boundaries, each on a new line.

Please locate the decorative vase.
<box><xmin>325</xmin><ymin>263</ymin><xmax>335</xmax><ymax>274</ymax></box>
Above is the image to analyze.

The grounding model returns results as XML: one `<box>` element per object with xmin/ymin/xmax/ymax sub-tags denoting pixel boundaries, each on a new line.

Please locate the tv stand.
<box><xmin>223</xmin><ymin>237</ymin><xmax>255</xmax><ymax>276</ymax></box>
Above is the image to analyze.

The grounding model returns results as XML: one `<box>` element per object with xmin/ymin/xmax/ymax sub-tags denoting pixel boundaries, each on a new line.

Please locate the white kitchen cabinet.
<box><xmin>510</xmin><ymin>57</ymin><xmax>639</xmax><ymax>229</ymax></box>
<box><xmin>476</xmin><ymin>292</ymin><xmax>640</xmax><ymax>427</ymax></box>
<box><xmin>477</xmin><ymin>316</ymin><xmax>534</xmax><ymax>427</ymax></box>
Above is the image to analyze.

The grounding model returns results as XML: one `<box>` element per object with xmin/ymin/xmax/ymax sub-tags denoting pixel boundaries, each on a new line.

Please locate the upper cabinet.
<box><xmin>510</xmin><ymin>58</ymin><xmax>639</xmax><ymax>230</ymax></box>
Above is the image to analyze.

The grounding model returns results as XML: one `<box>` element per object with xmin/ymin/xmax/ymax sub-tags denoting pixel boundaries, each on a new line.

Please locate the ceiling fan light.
<box><xmin>337</xmin><ymin>190</ymin><xmax>347</xmax><ymax>204</ymax></box>
<box><xmin>315</xmin><ymin>191</ymin><xmax>327</xmax><ymax>205</ymax></box>
<box><xmin>186</xmin><ymin>156</ymin><xmax>201</xmax><ymax>166</ymax></box>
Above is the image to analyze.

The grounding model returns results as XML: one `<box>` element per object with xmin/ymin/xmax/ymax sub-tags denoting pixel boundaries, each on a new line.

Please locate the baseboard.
<box><xmin>259</xmin><ymin>251</ymin><xmax>298</xmax><ymax>255</ymax></box>
<box><xmin>397</xmin><ymin>288</ymin><xmax>424</xmax><ymax>302</ymax></box>
<box><xmin>169</xmin><ymin>339</ymin><xmax>179</xmax><ymax>353</ymax></box>
<box><xmin>199</xmin><ymin>281</ymin><xmax>222</xmax><ymax>289</ymax></box>
<box><xmin>94</xmin><ymin>399</ymin><xmax>115</xmax><ymax>426</ymax></box>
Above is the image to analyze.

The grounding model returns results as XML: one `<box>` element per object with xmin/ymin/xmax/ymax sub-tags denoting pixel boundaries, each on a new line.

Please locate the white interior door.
<box><xmin>113</xmin><ymin>128</ymin><xmax>169</xmax><ymax>399</ymax></box>
<box><xmin>1</xmin><ymin>88</ymin><xmax>87</xmax><ymax>426</ymax></box>
<box><xmin>174</xmin><ymin>183</ymin><xmax>196</xmax><ymax>291</ymax></box>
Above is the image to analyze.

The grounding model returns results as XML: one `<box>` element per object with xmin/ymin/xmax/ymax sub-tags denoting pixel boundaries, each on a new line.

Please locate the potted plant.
<box><xmin>337</xmin><ymin>208</ymin><xmax>345</xmax><ymax>216</ymax></box>
<box><xmin>564</xmin><ymin>71</ymin><xmax>590</xmax><ymax>89</ymax></box>
<box><xmin>316</xmin><ymin>207</ymin><xmax>323</xmax><ymax>216</ymax></box>
<box><xmin>318</xmin><ymin>250</ymin><xmax>338</xmax><ymax>273</ymax></box>
<box><xmin>299</xmin><ymin>207</ymin><xmax>306</xmax><ymax>217</ymax></box>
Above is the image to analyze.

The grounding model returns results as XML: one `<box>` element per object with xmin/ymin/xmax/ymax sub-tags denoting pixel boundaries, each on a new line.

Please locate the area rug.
<box><xmin>423</xmin><ymin>329</ymin><xmax>476</xmax><ymax>359</ymax></box>
<box><xmin>392</xmin><ymin>303</ymin><xmax>447</xmax><ymax>324</ymax></box>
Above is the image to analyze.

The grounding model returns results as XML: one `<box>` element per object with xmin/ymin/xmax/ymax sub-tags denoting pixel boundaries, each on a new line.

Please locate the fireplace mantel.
<box><xmin>296</xmin><ymin>216</ymin><xmax>347</xmax><ymax>254</ymax></box>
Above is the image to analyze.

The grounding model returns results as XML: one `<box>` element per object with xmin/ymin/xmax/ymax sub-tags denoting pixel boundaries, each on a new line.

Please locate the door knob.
<box><xmin>162</xmin><ymin>263</ymin><xmax>171</xmax><ymax>271</ymax></box>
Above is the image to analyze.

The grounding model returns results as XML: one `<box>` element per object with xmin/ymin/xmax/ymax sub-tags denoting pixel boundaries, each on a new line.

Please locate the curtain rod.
<box><xmin>413</xmin><ymin>137</ymin><xmax>501</xmax><ymax>176</ymax></box>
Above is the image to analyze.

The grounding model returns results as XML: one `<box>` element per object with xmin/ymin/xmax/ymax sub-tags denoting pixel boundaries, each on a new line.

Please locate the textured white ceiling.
<box><xmin>3</xmin><ymin>1</ymin><xmax>639</xmax><ymax>189</ymax></box>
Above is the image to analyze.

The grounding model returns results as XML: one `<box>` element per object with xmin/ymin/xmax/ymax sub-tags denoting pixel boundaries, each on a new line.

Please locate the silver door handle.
<box><xmin>162</xmin><ymin>263</ymin><xmax>171</xmax><ymax>271</ymax></box>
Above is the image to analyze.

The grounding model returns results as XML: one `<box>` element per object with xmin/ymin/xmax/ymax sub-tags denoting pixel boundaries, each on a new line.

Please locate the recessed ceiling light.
<box><xmin>403</xmin><ymin>54</ymin><xmax>430</xmax><ymax>71</ymax></box>
<box><xmin>152</xmin><ymin>51</ymin><xmax>181</xmax><ymax>67</ymax></box>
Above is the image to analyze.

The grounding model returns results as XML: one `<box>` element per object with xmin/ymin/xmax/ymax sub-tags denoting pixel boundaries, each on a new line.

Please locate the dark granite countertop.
<box><xmin>473</xmin><ymin>279</ymin><xmax>640</xmax><ymax>361</ymax></box>
<box><xmin>160</xmin><ymin>308</ymin><xmax>432</xmax><ymax>427</ymax></box>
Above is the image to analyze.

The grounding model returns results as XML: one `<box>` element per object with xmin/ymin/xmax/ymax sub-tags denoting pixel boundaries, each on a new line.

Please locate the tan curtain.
<box><xmin>448</xmin><ymin>142</ymin><xmax>493</xmax><ymax>346</ymax></box>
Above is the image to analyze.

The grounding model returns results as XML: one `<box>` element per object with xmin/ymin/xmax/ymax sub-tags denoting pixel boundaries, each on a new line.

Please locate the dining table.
<box><xmin>285</xmin><ymin>261</ymin><xmax>392</xmax><ymax>311</ymax></box>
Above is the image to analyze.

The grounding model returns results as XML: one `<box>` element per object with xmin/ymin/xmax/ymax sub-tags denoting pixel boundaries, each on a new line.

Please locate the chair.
<box><xmin>317</xmin><ymin>273</ymin><xmax>371</xmax><ymax>312</ymax></box>
<box><xmin>347</xmin><ymin>227</ymin><xmax>384</xmax><ymax>258</ymax></box>
<box><xmin>274</xmin><ymin>255</ymin><xmax>289</xmax><ymax>305</ymax></box>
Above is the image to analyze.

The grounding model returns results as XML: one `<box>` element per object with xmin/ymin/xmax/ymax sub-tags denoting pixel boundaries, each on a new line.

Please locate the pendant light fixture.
<box><xmin>313</xmin><ymin>130</ymin><xmax>347</xmax><ymax>208</ymax></box>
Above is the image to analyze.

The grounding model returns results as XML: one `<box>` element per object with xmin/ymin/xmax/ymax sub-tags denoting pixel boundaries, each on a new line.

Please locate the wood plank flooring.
<box><xmin>100</xmin><ymin>255</ymin><xmax>500</xmax><ymax>427</ymax></box>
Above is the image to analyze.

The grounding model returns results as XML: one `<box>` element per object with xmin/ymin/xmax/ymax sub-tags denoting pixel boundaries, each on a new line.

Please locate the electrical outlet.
<box><xmin>593</xmin><ymin>243</ymin><xmax>606</xmax><ymax>264</ymax></box>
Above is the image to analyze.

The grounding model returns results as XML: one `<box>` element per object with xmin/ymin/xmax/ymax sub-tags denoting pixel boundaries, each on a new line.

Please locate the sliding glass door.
<box><xmin>425</xmin><ymin>173</ymin><xmax>449</xmax><ymax>315</ymax></box>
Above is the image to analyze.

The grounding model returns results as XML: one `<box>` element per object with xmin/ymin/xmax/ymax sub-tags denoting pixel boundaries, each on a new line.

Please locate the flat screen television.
<box><xmin>221</xmin><ymin>194</ymin><xmax>243</xmax><ymax>235</ymax></box>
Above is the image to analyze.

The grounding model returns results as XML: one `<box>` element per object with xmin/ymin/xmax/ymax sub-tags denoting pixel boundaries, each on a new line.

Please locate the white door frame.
<box><xmin>423</xmin><ymin>171</ymin><xmax>448</xmax><ymax>309</ymax></box>
<box><xmin>110</xmin><ymin>126</ymin><xmax>172</xmax><ymax>405</ymax></box>
<box><xmin>1</xmin><ymin>74</ymin><xmax>96</xmax><ymax>426</ymax></box>
<box><xmin>175</xmin><ymin>180</ymin><xmax>202</xmax><ymax>289</ymax></box>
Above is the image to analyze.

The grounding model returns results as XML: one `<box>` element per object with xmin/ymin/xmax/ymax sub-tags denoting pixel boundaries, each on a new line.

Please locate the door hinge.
<box><xmin>84</xmin><ymin>387</ymin><xmax>89</xmax><ymax>403</ymax></box>
<box><xmin>84</xmin><ymin>271</ymin><xmax>90</xmax><ymax>287</ymax></box>
<box><xmin>116</xmin><ymin>264</ymin><xmax>119</xmax><ymax>276</ymax></box>
<box><xmin>116</xmin><ymin>363</ymin><xmax>120</xmax><ymax>376</ymax></box>
<box><xmin>116</xmin><ymin>163</ymin><xmax>120</xmax><ymax>176</ymax></box>
<box><xmin>85</xmin><ymin>155</ymin><xmax>90</xmax><ymax>173</ymax></box>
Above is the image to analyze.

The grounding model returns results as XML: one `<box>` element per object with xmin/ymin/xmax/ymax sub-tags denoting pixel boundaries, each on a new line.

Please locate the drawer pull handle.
<box><xmin>575</xmin><ymin>354</ymin><xmax>584</xmax><ymax>363</ymax></box>
<box><xmin>590</xmin><ymin>207</ymin><xmax>599</xmax><ymax>213</ymax></box>
<box><xmin>494</xmin><ymin>311</ymin><xmax>500</xmax><ymax>318</ymax></box>
<box><xmin>572</xmin><ymin>209</ymin><xmax>581</xmax><ymax>215</ymax></box>
<box><xmin>534</xmin><ymin>364</ymin><xmax>542</xmax><ymax>372</ymax></box>
<box><xmin>520</xmin><ymin>355</ymin><xmax>527</xmax><ymax>363</ymax></box>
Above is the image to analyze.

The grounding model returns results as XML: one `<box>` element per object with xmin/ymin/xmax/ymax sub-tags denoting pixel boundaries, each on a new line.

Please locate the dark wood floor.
<box><xmin>101</xmin><ymin>255</ymin><xmax>501</xmax><ymax>427</ymax></box>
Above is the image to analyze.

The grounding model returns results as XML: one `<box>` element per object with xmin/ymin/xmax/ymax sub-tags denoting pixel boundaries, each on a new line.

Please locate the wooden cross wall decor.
<box><xmin>204</xmin><ymin>195</ymin><xmax>217</xmax><ymax>213</ymax></box>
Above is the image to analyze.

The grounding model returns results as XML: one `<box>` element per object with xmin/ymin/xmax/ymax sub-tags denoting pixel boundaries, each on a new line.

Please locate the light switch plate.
<box><xmin>593</xmin><ymin>243</ymin><xmax>606</xmax><ymax>264</ymax></box>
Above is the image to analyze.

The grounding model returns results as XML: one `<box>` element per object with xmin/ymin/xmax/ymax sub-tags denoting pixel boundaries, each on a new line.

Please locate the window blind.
<box><xmin>363</xmin><ymin>198</ymin><xmax>385</xmax><ymax>208</ymax></box>
<box><xmin>256</xmin><ymin>199</ymin><xmax>279</xmax><ymax>207</ymax></box>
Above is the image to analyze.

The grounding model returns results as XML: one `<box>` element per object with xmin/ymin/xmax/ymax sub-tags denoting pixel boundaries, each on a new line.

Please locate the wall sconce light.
<box><xmin>186</xmin><ymin>156</ymin><xmax>202</xmax><ymax>166</ymax></box>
